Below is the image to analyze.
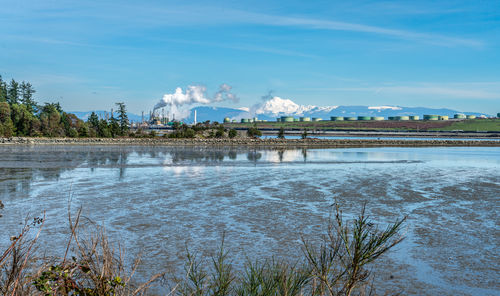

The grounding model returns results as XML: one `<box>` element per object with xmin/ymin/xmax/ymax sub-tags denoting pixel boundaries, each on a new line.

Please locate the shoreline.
<box><xmin>1</xmin><ymin>137</ymin><xmax>499</xmax><ymax>147</ymax></box>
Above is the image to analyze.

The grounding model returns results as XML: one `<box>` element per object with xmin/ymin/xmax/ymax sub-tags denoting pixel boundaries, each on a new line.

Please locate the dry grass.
<box><xmin>1</xmin><ymin>203</ymin><xmax>404</xmax><ymax>295</ymax></box>
<box><xmin>1</xmin><ymin>207</ymin><xmax>164</xmax><ymax>296</ymax></box>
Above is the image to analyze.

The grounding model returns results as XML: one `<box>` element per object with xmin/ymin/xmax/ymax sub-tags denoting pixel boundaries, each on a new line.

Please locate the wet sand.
<box><xmin>0</xmin><ymin>146</ymin><xmax>498</xmax><ymax>295</ymax></box>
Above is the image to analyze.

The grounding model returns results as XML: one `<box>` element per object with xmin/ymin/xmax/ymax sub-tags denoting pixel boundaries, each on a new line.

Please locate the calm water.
<box><xmin>0</xmin><ymin>146</ymin><xmax>499</xmax><ymax>295</ymax></box>
<box><xmin>267</xmin><ymin>135</ymin><xmax>500</xmax><ymax>141</ymax></box>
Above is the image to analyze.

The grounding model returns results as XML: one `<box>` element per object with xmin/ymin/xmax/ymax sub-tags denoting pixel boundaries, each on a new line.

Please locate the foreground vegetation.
<box><xmin>1</xmin><ymin>204</ymin><xmax>405</xmax><ymax>295</ymax></box>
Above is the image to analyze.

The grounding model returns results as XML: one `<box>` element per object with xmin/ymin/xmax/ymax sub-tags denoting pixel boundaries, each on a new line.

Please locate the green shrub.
<box><xmin>277</xmin><ymin>126</ymin><xmax>285</xmax><ymax>139</ymax></box>
<box><xmin>228</xmin><ymin>129</ymin><xmax>237</xmax><ymax>138</ymax></box>
<box><xmin>247</xmin><ymin>127</ymin><xmax>262</xmax><ymax>138</ymax></box>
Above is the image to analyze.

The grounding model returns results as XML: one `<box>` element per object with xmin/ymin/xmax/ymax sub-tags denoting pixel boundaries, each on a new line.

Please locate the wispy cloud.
<box><xmin>124</xmin><ymin>6</ymin><xmax>485</xmax><ymax>47</ymax></box>
<box><xmin>231</xmin><ymin>11</ymin><xmax>483</xmax><ymax>48</ymax></box>
<box><xmin>150</xmin><ymin>37</ymin><xmax>317</xmax><ymax>58</ymax></box>
<box><xmin>300</xmin><ymin>82</ymin><xmax>500</xmax><ymax>99</ymax></box>
<box><xmin>2</xmin><ymin>3</ymin><xmax>483</xmax><ymax>48</ymax></box>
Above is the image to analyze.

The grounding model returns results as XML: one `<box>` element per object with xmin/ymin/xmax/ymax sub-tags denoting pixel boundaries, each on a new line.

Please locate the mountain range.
<box><xmin>70</xmin><ymin>97</ymin><xmax>491</xmax><ymax>123</ymax></box>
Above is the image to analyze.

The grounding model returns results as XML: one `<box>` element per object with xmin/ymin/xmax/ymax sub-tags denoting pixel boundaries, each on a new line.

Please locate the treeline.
<box><xmin>0</xmin><ymin>75</ymin><xmax>129</xmax><ymax>138</ymax></box>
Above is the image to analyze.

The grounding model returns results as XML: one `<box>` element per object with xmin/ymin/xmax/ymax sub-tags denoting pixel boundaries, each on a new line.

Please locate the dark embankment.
<box><xmin>0</xmin><ymin>137</ymin><xmax>499</xmax><ymax>147</ymax></box>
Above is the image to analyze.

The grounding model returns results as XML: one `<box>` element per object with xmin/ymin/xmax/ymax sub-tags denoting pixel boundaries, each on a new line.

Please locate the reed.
<box><xmin>1</xmin><ymin>203</ymin><xmax>405</xmax><ymax>295</ymax></box>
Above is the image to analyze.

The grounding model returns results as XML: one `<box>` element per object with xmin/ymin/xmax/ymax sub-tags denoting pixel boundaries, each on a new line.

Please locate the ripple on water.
<box><xmin>0</xmin><ymin>146</ymin><xmax>498</xmax><ymax>295</ymax></box>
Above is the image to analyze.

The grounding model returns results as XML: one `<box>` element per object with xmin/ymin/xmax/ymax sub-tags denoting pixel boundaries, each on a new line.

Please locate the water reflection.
<box><xmin>0</xmin><ymin>145</ymin><xmax>499</xmax><ymax>295</ymax></box>
<box><xmin>1</xmin><ymin>146</ymin><xmax>498</xmax><ymax>191</ymax></box>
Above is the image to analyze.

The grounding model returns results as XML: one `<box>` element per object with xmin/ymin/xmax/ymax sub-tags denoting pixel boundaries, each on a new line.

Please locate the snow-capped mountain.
<box><xmin>252</xmin><ymin>96</ymin><xmax>337</xmax><ymax>116</ymax></box>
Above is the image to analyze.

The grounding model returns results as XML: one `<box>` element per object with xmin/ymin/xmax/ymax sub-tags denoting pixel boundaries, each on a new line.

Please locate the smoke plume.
<box><xmin>153</xmin><ymin>84</ymin><xmax>238</xmax><ymax>116</ymax></box>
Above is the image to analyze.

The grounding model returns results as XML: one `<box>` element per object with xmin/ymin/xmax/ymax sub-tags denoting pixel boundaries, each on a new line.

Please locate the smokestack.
<box><xmin>141</xmin><ymin>111</ymin><xmax>144</xmax><ymax>123</ymax></box>
<box><xmin>194</xmin><ymin>110</ymin><xmax>197</xmax><ymax>125</ymax></box>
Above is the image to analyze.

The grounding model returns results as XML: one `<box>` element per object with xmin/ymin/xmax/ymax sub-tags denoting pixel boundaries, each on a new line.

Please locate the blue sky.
<box><xmin>1</xmin><ymin>0</ymin><xmax>499</xmax><ymax>114</ymax></box>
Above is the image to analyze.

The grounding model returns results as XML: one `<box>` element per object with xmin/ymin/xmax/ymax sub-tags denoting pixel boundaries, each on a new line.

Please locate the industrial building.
<box><xmin>227</xmin><ymin>112</ymin><xmax>488</xmax><ymax>125</ymax></box>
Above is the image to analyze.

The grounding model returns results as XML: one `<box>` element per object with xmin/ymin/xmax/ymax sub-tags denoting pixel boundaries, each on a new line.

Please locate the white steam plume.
<box><xmin>154</xmin><ymin>84</ymin><xmax>239</xmax><ymax>113</ymax></box>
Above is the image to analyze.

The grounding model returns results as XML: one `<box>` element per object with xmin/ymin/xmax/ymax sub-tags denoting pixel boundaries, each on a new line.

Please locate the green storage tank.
<box><xmin>231</xmin><ymin>119</ymin><xmax>236</xmax><ymax>123</ymax></box>
<box><xmin>357</xmin><ymin>116</ymin><xmax>371</xmax><ymax>121</ymax></box>
<box><xmin>346</xmin><ymin>117</ymin><xmax>357</xmax><ymax>121</ymax></box>
<box><xmin>371</xmin><ymin>116</ymin><xmax>384</xmax><ymax>121</ymax></box>
<box><xmin>497</xmin><ymin>113</ymin><xmax>500</xmax><ymax>118</ymax></box>
<box><xmin>388</xmin><ymin>116</ymin><xmax>395</xmax><ymax>120</ymax></box>
<box><xmin>312</xmin><ymin>117</ymin><xmax>322</xmax><ymax>121</ymax></box>
<box><xmin>466</xmin><ymin>115</ymin><xmax>476</xmax><ymax>119</ymax></box>
<box><xmin>396</xmin><ymin>116</ymin><xmax>410</xmax><ymax>121</ymax></box>
<box><xmin>424</xmin><ymin>115</ymin><xmax>439</xmax><ymax>121</ymax></box>
<box><xmin>331</xmin><ymin>116</ymin><xmax>344</xmax><ymax>121</ymax></box>
<box><xmin>439</xmin><ymin>115</ymin><xmax>449</xmax><ymax>120</ymax></box>
<box><xmin>409</xmin><ymin>116</ymin><xmax>420</xmax><ymax>120</ymax></box>
<box><xmin>454</xmin><ymin>114</ymin><xmax>466</xmax><ymax>119</ymax></box>
<box><xmin>294</xmin><ymin>118</ymin><xmax>299</xmax><ymax>122</ymax></box>
<box><xmin>281</xmin><ymin>116</ymin><xmax>294</xmax><ymax>122</ymax></box>
<box><xmin>241</xmin><ymin>118</ymin><xmax>249</xmax><ymax>123</ymax></box>
<box><xmin>223</xmin><ymin>117</ymin><xmax>230</xmax><ymax>123</ymax></box>
<box><xmin>300</xmin><ymin>117</ymin><xmax>311</xmax><ymax>122</ymax></box>
<box><xmin>276</xmin><ymin>118</ymin><xmax>281</xmax><ymax>122</ymax></box>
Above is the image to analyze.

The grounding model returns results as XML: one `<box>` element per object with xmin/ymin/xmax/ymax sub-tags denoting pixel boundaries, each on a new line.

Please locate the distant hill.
<box><xmin>69</xmin><ymin>111</ymin><xmax>143</xmax><ymax>123</ymax></box>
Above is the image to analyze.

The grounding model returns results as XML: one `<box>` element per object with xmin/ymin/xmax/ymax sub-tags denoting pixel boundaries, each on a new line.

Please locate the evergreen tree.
<box><xmin>0</xmin><ymin>76</ymin><xmax>7</xmax><ymax>102</ymax></box>
<box><xmin>11</xmin><ymin>104</ymin><xmax>38</xmax><ymax>136</ymax></box>
<box><xmin>115</xmin><ymin>102</ymin><xmax>129</xmax><ymax>136</ymax></box>
<box><xmin>20</xmin><ymin>81</ymin><xmax>37</xmax><ymax>113</ymax></box>
<box><xmin>7</xmin><ymin>79</ymin><xmax>19</xmax><ymax>105</ymax></box>
<box><xmin>88</xmin><ymin>112</ymin><xmax>99</xmax><ymax>129</ymax></box>
<box><xmin>98</xmin><ymin>119</ymin><xmax>111</xmax><ymax>138</ymax></box>
<box><xmin>301</xmin><ymin>129</ymin><xmax>308</xmax><ymax>139</ymax></box>
<box><xmin>109</xmin><ymin>115</ymin><xmax>120</xmax><ymax>137</ymax></box>
<box><xmin>277</xmin><ymin>126</ymin><xmax>285</xmax><ymax>139</ymax></box>
<box><xmin>0</xmin><ymin>102</ymin><xmax>15</xmax><ymax>137</ymax></box>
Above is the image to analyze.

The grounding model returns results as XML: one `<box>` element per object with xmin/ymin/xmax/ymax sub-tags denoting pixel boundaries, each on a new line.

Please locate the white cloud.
<box><xmin>368</xmin><ymin>106</ymin><xmax>402</xmax><ymax>110</ymax></box>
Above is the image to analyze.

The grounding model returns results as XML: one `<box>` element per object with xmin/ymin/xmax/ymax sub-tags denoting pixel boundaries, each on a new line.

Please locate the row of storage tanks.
<box><xmin>276</xmin><ymin>114</ymin><xmax>477</xmax><ymax>122</ymax></box>
<box><xmin>224</xmin><ymin>113</ymin><xmax>483</xmax><ymax>123</ymax></box>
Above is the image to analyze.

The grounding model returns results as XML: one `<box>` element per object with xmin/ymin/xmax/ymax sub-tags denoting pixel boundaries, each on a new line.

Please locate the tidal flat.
<box><xmin>0</xmin><ymin>145</ymin><xmax>499</xmax><ymax>295</ymax></box>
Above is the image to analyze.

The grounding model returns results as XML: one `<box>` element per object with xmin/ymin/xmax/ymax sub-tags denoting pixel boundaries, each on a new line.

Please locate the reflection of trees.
<box><xmin>228</xmin><ymin>151</ymin><xmax>237</xmax><ymax>160</ymax></box>
<box><xmin>0</xmin><ymin>146</ymin><xmax>307</xmax><ymax>197</ymax></box>
<box><xmin>0</xmin><ymin>167</ymin><xmax>74</xmax><ymax>194</ymax></box>
<box><xmin>169</xmin><ymin>149</ymin><xmax>227</xmax><ymax>163</ymax></box>
<box><xmin>0</xmin><ymin>147</ymin><xmax>134</xmax><ymax>194</ymax></box>
<box><xmin>277</xmin><ymin>149</ymin><xmax>284</xmax><ymax>162</ymax></box>
<box><xmin>247</xmin><ymin>151</ymin><xmax>262</xmax><ymax>162</ymax></box>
